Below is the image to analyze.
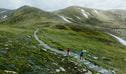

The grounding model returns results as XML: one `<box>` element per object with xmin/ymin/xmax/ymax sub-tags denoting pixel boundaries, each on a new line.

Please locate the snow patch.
<box><xmin>80</xmin><ymin>9</ymin><xmax>88</xmax><ymax>18</ymax></box>
<box><xmin>0</xmin><ymin>11</ymin><xmax>7</xmax><ymax>14</ymax></box>
<box><xmin>66</xmin><ymin>17</ymin><xmax>73</xmax><ymax>20</ymax></box>
<box><xmin>94</xmin><ymin>10</ymin><xmax>99</xmax><ymax>14</ymax></box>
<box><xmin>59</xmin><ymin>16</ymin><xmax>72</xmax><ymax>23</ymax></box>
<box><xmin>109</xmin><ymin>33</ymin><xmax>126</xmax><ymax>46</ymax></box>
<box><xmin>87</xmin><ymin>12</ymin><xmax>90</xmax><ymax>15</ymax></box>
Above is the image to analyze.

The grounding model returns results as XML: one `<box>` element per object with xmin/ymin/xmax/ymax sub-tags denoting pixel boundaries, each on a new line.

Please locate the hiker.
<box><xmin>79</xmin><ymin>50</ymin><xmax>85</xmax><ymax>60</ymax></box>
<box><xmin>66</xmin><ymin>48</ymin><xmax>71</xmax><ymax>56</ymax></box>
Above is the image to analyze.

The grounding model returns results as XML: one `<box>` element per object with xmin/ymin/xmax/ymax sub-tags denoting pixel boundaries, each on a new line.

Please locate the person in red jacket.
<box><xmin>66</xmin><ymin>48</ymin><xmax>71</xmax><ymax>56</ymax></box>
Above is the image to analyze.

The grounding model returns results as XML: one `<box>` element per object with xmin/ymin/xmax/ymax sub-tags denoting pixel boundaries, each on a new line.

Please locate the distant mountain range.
<box><xmin>0</xmin><ymin>5</ymin><xmax>126</xmax><ymax>37</ymax></box>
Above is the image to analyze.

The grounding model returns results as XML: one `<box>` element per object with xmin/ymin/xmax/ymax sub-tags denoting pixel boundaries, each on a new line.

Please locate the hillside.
<box><xmin>0</xmin><ymin>5</ymin><xmax>126</xmax><ymax>74</ymax></box>
<box><xmin>0</xmin><ymin>6</ymin><xmax>64</xmax><ymax>29</ymax></box>
<box><xmin>54</xmin><ymin>6</ymin><xmax>126</xmax><ymax>39</ymax></box>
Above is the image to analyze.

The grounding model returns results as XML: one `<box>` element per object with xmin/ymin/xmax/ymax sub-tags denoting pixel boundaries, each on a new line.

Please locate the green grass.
<box><xmin>0</xmin><ymin>25</ymin><xmax>89</xmax><ymax>74</ymax></box>
<box><xmin>0</xmin><ymin>5</ymin><xmax>126</xmax><ymax>74</ymax></box>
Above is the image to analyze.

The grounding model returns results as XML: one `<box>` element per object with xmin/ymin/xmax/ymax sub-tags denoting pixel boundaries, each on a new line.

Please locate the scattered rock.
<box><xmin>89</xmin><ymin>64</ymin><xmax>96</xmax><ymax>69</ymax></box>
<box><xmin>74</xmin><ymin>67</ymin><xmax>77</xmax><ymax>69</ymax></box>
<box><xmin>43</xmin><ymin>48</ymin><xmax>47</xmax><ymax>51</ymax></box>
<box><xmin>74</xmin><ymin>56</ymin><xmax>78</xmax><ymax>59</ymax></box>
<box><xmin>60</xmin><ymin>67</ymin><xmax>65</xmax><ymax>71</ymax></box>
<box><xmin>82</xmin><ymin>69</ymin><xmax>87</xmax><ymax>72</ymax></box>
<box><xmin>84</xmin><ymin>61</ymin><xmax>90</xmax><ymax>65</ymax></box>
<box><xmin>0</xmin><ymin>50</ymin><xmax>7</xmax><ymax>54</ymax></box>
<box><xmin>92</xmin><ymin>56</ymin><xmax>98</xmax><ymax>59</ymax></box>
<box><xmin>85</xmin><ymin>70</ymin><xmax>92</xmax><ymax>74</ymax></box>
<box><xmin>53</xmin><ymin>63</ymin><xmax>58</xmax><ymax>66</ymax></box>
<box><xmin>68</xmin><ymin>67</ymin><xmax>71</xmax><ymax>69</ymax></box>
<box><xmin>61</xmin><ymin>58</ymin><xmax>64</xmax><ymax>61</ymax></box>
<box><xmin>74</xmin><ymin>62</ymin><xmax>78</xmax><ymax>65</ymax></box>
<box><xmin>5</xmin><ymin>48</ymin><xmax>9</xmax><ymax>49</ymax></box>
<box><xmin>3</xmin><ymin>15</ymin><xmax>7</xmax><ymax>19</ymax></box>
<box><xmin>83</xmin><ymin>50</ymin><xmax>87</xmax><ymax>52</ymax></box>
<box><xmin>56</xmin><ymin>69</ymin><xmax>60</xmax><ymax>72</ymax></box>
<box><xmin>4</xmin><ymin>70</ymin><xmax>17</xmax><ymax>74</ymax></box>
<box><xmin>98</xmin><ymin>69</ymin><xmax>108</xmax><ymax>73</ymax></box>
<box><xmin>112</xmin><ymin>70</ymin><xmax>116</xmax><ymax>74</ymax></box>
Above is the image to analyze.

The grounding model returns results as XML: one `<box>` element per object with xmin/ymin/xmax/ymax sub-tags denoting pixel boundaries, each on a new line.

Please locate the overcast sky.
<box><xmin>0</xmin><ymin>0</ymin><xmax>126</xmax><ymax>11</ymax></box>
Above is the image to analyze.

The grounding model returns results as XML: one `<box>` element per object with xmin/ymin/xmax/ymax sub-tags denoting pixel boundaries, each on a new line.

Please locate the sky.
<box><xmin>0</xmin><ymin>0</ymin><xmax>126</xmax><ymax>11</ymax></box>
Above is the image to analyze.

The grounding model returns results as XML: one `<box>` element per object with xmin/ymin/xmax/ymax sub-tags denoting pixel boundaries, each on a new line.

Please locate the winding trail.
<box><xmin>34</xmin><ymin>29</ymin><xmax>115</xmax><ymax>74</ymax></box>
<box><xmin>34</xmin><ymin>29</ymin><xmax>65</xmax><ymax>54</ymax></box>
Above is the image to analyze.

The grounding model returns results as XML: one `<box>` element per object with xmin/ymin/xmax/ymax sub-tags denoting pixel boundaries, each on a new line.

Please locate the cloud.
<box><xmin>0</xmin><ymin>0</ymin><xmax>32</xmax><ymax>9</ymax></box>
<box><xmin>0</xmin><ymin>0</ymin><xmax>126</xmax><ymax>11</ymax></box>
<box><xmin>9</xmin><ymin>0</ymin><xmax>32</xmax><ymax>8</ymax></box>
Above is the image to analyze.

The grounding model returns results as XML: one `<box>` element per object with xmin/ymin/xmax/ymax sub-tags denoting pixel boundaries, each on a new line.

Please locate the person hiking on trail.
<box><xmin>79</xmin><ymin>50</ymin><xmax>85</xmax><ymax>60</ymax></box>
<box><xmin>66</xmin><ymin>48</ymin><xmax>71</xmax><ymax>56</ymax></box>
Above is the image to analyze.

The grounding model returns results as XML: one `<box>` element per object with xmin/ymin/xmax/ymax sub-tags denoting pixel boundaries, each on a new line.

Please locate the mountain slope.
<box><xmin>0</xmin><ymin>6</ymin><xmax>65</xmax><ymax>29</ymax></box>
<box><xmin>0</xmin><ymin>6</ymin><xmax>90</xmax><ymax>74</ymax></box>
<box><xmin>0</xmin><ymin>8</ymin><xmax>12</xmax><ymax>21</ymax></box>
<box><xmin>0</xmin><ymin>5</ymin><xmax>126</xmax><ymax>74</ymax></box>
<box><xmin>54</xmin><ymin>6</ymin><xmax>126</xmax><ymax>40</ymax></box>
<box><xmin>54</xmin><ymin>6</ymin><xmax>126</xmax><ymax>28</ymax></box>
